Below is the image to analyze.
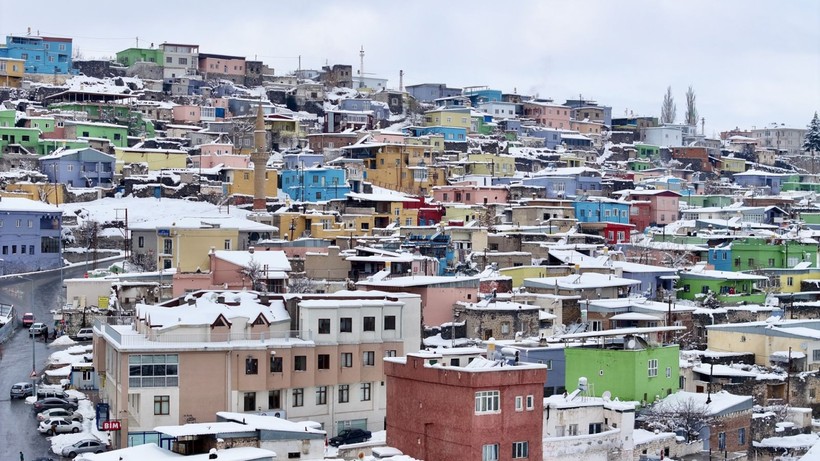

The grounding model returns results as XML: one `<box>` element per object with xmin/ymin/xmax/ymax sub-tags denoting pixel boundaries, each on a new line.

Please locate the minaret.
<box><xmin>251</xmin><ymin>104</ymin><xmax>268</xmax><ymax>212</ymax></box>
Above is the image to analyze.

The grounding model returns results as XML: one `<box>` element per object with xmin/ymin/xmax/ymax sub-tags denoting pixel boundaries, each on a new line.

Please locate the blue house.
<box><xmin>508</xmin><ymin>344</ymin><xmax>567</xmax><ymax>397</ymax></box>
<box><xmin>573</xmin><ymin>198</ymin><xmax>630</xmax><ymax>224</ymax></box>
<box><xmin>707</xmin><ymin>243</ymin><xmax>733</xmax><ymax>271</ymax></box>
<box><xmin>0</xmin><ymin>35</ymin><xmax>73</xmax><ymax>74</ymax></box>
<box><xmin>405</xmin><ymin>83</ymin><xmax>462</xmax><ymax>103</ymax></box>
<box><xmin>39</xmin><ymin>147</ymin><xmax>116</xmax><ymax>187</ymax></box>
<box><xmin>0</xmin><ymin>197</ymin><xmax>62</xmax><ymax>275</ymax></box>
<box><xmin>405</xmin><ymin>126</ymin><xmax>467</xmax><ymax>142</ymax></box>
<box><xmin>520</xmin><ymin>176</ymin><xmax>577</xmax><ymax>199</ymax></box>
<box><xmin>280</xmin><ymin>152</ymin><xmax>350</xmax><ymax>202</ymax></box>
<box><xmin>463</xmin><ymin>87</ymin><xmax>502</xmax><ymax>106</ymax></box>
<box><xmin>732</xmin><ymin>170</ymin><xmax>790</xmax><ymax>195</ymax></box>
<box><xmin>519</xmin><ymin>126</ymin><xmax>563</xmax><ymax>149</ymax></box>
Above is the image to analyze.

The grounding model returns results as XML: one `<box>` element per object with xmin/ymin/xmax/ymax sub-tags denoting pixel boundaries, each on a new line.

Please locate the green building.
<box><xmin>37</xmin><ymin>139</ymin><xmax>90</xmax><ymax>156</ymax></box>
<box><xmin>564</xmin><ymin>338</ymin><xmax>680</xmax><ymax>404</ymax></box>
<box><xmin>0</xmin><ymin>126</ymin><xmax>41</xmax><ymax>155</ymax></box>
<box><xmin>677</xmin><ymin>267</ymin><xmax>768</xmax><ymax>304</ymax></box>
<box><xmin>680</xmin><ymin>195</ymin><xmax>734</xmax><ymax>208</ymax></box>
<box><xmin>64</xmin><ymin>121</ymin><xmax>129</xmax><ymax>148</ymax></box>
<box><xmin>116</xmin><ymin>47</ymin><xmax>164</xmax><ymax>67</ymax></box>
<box><xmin>50</xmin><ymin>103</ymin><xmax>156</xmax><ymax>138</ymax></box>
<box><xmin>635</xmin><ymin>144</ymin><xmax>660</xmax><ymax>159</ymax></box>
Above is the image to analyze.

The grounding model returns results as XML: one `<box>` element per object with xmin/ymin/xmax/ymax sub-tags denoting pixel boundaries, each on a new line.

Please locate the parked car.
<box><xmin>28</xmin><ymin>322</ymin><xmax>47</xmax><ymax>336</ymax></box>
<box><xmin>22</xmin><ymin>312</ymin><xmax>35</xmax><ymax>327</ymax></box>
<box><xmin>73</xmin><ymin>327</ymin><xmax>94</xmax><ymax>341</ymax></box>
<box><xmin>36</xmin><ymin>408</ymin><xmax>83</xmax><ymax>423</ymax></box>
<box><xmin>61</xmin><ymin>438</ymin><xmax>108</xmax><ymax>457</ymax></box>
<box><xmin>37</xmin><ymin>417</ymin><xmax>82</xmax><ymax>435</ymax></box>
<box><xmin>329</xmin><ymin>428</ymin><xmax>372</xmax><ymax>447</ymax></box>
<box><xmin>9</xmin><ymin>382</ymin><xmax>33</xmax><ymax>399</ymax></box>
<box><xmin>36</xmin><ymin>387</ymin><xmax>70</xmax><ymax>400</ymax></box>
<box><xmin>32</xmin><ymin>397</ymin><xmax>78</xmax><ymax>412</ymax></box>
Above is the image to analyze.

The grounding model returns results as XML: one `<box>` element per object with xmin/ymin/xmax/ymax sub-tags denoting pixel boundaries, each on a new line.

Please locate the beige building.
<box><xmin>93</xmin><ymin>290</ymin><xmax>421</xmax><ymax>448</ymax></box>
<box><xmin>707</xmin><ymin>319</ymin><xmax>820</xmax><ymax>370</ymax></box>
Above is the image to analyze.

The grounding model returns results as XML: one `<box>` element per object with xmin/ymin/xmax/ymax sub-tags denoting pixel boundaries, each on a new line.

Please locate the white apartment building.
<box><xmin>159</xmin><ymin>42</ymin><xmax>200</xmax><ymax>79</ymax></box>
<box><xmin>93</xmin><ymin>289</ymin><xmax>421</xmax><ymax>449</ymax></box>
<box><xmin>750</xmin><ymin>125</ymin><xmax>808</xmax><ymax>156</ymax></box>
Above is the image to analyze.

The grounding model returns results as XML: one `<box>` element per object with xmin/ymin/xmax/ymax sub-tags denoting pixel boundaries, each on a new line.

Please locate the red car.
<box><xmin>22</xmin><ymin>313</ymin><xmax>35</xmax><ymax>327</ymax></box>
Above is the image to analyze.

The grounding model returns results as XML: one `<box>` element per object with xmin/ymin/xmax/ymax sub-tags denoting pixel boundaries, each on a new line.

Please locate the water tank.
<box><xmin>578</xmin><ymin>377</ymin><xmax>588</xmax><ymax>391</ymax></box>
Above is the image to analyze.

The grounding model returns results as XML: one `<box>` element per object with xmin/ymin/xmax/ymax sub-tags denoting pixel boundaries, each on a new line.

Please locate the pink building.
<box><xmin>357</xmin><ymin>275</ymin><xmax>481</xmax><ymax>326</ymax></box>
<box><xmin>369</xmin><ymin>130</ymin><xmax>407</xmax><ymax>144</ymax></box>
<box><xmin>172</xmin><ymin>105</ymin><xmax>201</xmax><ymax>124</ymax></box>
<box><xmin>386</xmin><ymin>350</ymin><xmax>547</xmax><ymax>461</ymax></box>
<box><xmin>523</xmin><ymin>101</ymin><xmax>571</xmax><ymax>129</ymax></box>
<box><xmin>199</xmin><ymin>53</ymin><xmax>246</xmax><ymax>77</ymax></box>
<box><xmin>172</xmin><ymin>248</ymin><xmax>291</xmax><ymax>297</ymax></box>
<box><xmin>625</xmin><ymin>190</ymin><xmax>681</xmax><ymax>227</ymax></box>
<box><xmin>194</xmin><ymin>142</ymin><xmax>250</xmax><ymax>169</ymax></box>
<box><xmin>432</xmin><ymin>184</ymin><xmax>509</xmax><ymax>205</ymax></box>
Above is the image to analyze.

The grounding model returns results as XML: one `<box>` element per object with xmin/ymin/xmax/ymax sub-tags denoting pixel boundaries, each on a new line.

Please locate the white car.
<box><xmin>37</xmin><ymin>417</ymin><xmax>82</xmax><ymax>435</ymax></box>
<box><xmin>36</xmin><ymin>408</ymin><xmax>83</xmax><ymax>423</ymax></box>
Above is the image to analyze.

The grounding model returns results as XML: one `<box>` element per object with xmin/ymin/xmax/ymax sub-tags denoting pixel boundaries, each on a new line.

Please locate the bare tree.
<box><xmin>239</xmin><ymin>258</ymin><xmax>266</xmax><ymax>291</ymax></box>
<box><xmin>643</xmin><ymin>396</ymin><xmax>715</xmax><ymax>442</ymax></box>
<box><xmin>288</xmin><ymin>272</ymin><xmax>317</xmax><ymax>293</ymax></box>
<box><xmin>685</xmin><ymin>85</ymin><xmax>698</xmax><ymax>126</ymax></box>
<box><xmin>661</xmin><ymin>86</ymin><xmax>677</xmax><ymax>124</ymax></box>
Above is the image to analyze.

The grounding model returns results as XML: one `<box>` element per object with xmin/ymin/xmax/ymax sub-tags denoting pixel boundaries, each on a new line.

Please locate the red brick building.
<box><xmin>385</xmin><ymin>350</ymin><xmax>547</xmax><ymax>461</ymax></box>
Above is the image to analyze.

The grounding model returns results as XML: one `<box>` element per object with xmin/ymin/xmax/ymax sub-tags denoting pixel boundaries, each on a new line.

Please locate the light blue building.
<box><xmin>732</xmin><ymin>170</ymin><xmax>790</xmax><ymax>195</ymax></box>
<box><xmin>463</xmin><ymin>87</ymin><xmax>502</xmax><ymax>106</ymax></box>
<box><xmin>0</xmin><ymin>197</ymin><xmax>62</xmax><ymax>275</ymax></box>
<box><xmin>519</xmin><ymin>126</ymin><xmax>563</xmax><ymax>149</ymax></box>
<box><xmin>573</xmin><ymin>199</ymin><xmax>630</xmax><ymax>224</ymax></box>
<box><xmin>405</xmin><ymin>126</ymin><xmax>467</xmax><ymax>142</ymax></box>
<box><xmin>508</xmin><ymin>344</ymin><xmax>567</xmax><ymax>397</ymax></box>
<box><xmin>405</xmin><ymin>83</ymin><xmax>462</xmax><ymax>103</ymax></box>
<box><xmin>0</xmin><ymin>35</ymin><xmax>73</xmax><ymax>74</ymax></box>
<box><xmin>707</xmin><ymin>244</ymin><xmax>733</xmax><ymax>272</ymax></box>
<box><xmin>520</xmin><ymin>176</ymin><xmax>577</xmax><ymax>199</ymax></box>
<box><xmin>280</xmin><ymin>152</ymin><xmax>350</xmax><ymax>202</ymax></box>
<box><xmin>39</xmin><ymin>147</ymin><xmax>116</xmax><ymax>188</ymax></box>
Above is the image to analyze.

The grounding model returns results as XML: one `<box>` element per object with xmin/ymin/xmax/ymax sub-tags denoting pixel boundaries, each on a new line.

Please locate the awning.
<box><xmin>610</xmin><ymin>312</ymin><xmax>661</xmax><ymax>321</ymax></box>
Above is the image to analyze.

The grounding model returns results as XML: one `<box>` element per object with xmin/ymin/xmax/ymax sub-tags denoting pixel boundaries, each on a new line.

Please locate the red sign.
<box><xmin>102</xmin><ymin>420</ymin><xmax>121</xmax><ymax>431</ymax></box>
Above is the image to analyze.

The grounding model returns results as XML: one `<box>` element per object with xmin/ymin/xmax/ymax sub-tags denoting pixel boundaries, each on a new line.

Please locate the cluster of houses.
<box><xmin>2</xmin><ymin>32</ymin><xmax>820</xmax><ymax>460</ymax></box>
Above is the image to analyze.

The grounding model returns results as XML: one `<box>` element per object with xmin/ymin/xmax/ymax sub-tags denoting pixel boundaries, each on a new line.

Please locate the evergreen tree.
<box><xmin>661</xmin><ymin>86</ymin><xmax>676</xmax><ymax>124</ymax></box>
<box><xmin>804</xmin><ymin>111</ymin><xmax>820</xmax><ymax>154</ymax></box>
<box><xmin>685</xmin><ymin>85</ymin><xmax>698</xmax><ymax>126</ymax></box>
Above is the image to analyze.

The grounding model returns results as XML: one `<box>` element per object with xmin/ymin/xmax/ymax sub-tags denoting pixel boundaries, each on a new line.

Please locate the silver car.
<box><xmin>61</xmin><ymin>438</ymin><xmax>108</xmax><ymax>457</ymax></box>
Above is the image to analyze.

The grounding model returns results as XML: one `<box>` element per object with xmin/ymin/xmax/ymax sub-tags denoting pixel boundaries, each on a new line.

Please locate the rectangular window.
<box><xmin>318</xmin><ymin>354</ymin><xmax>330</xmax><ymax>370</ymax></box>
<box><xmin>475</xmin><ymin>390</ymin><xmax>500</xmax><ymax>414</ymax></box>
<box><xmin>340</xmin><ymin>317</ymin><xmax>352</xmax><ymax>333</ymax></box>
<box><xmin>338</xmin><ymin>384</ymin><xmax>349</xmax><ymax>403</ymax></box>
<box><xmin>294</xmin><ymin>355</ymin><xmax>307</xmax><ymax>371</ymax></box>
<box><xmin>738</xmin><ymin>427</ymin><xmax>746</xmax><ymax>445</ymax></box>
<box><xmin>589</xmin><ymin>423</ymin><xmax>603</xmax><ymax>434</ymax></box>
<box><xmin>362</xmin><ymin>351</ymin><xmax>375</xmax><ymax>366</ymax></box>
<box><xmin>318</xmin><ymin>318</ymin><xmax>330</xmax><ymax>334</ymax></box>
<box><xmin>384</xmin><ymin>315</ymin><xmax>396</xmax><ymax>330</ymax></box>
<box><xmin>361</xmin><ymin>382</ymin><xmax>371</xmax><ymax>401</ymax></box>
<box><xmin>128</xmin><ymin>354</ymin><xmax>179</xmax><ymax>388</ymax></box>
<box><xmin>648</xmin><ymin>359</ymin><xmax>658</xmax><ymax>377</ymax></box>
<box><xmin>316</xmin><ymin>386</ymin><xmax>327</xmax><ymax>405</ymax></box>
<box><xmin>788</xmin><ymin>276</ymin><xmax>794</xmax><ymax>287</ymax></box>
<box><xmin>568</xmin><ymin>424</ymin><xmax>578</xmax><ymax>436</ymax></box>
<box><xmin>154</xmin><ymin>395</ymin><xmax>170</xmax><ymax>415</ymax></box>
<box><xmin>386</xmin><ymin>350</ymin><xmax>397</xmax><ymax>357</ymax></box>
<box><xmin>526</xmin><ymin>395</ymin><xmax>534</xmax><ymax>410</ymax></box>
<box><xmin>512</xmin><ymin>441</ymin><xmax>528</xmax><ymax>459</ymax></box>
<box><xmin>245</xmin><ymin>357</ymin><xmax>258</xmax><ymax>374</ymax></box>
<box><xmin>341</xmin><ymin>352</ymin><xmax>353</xmax><ymax>367</ymax></box>
<box><xmin>363</xmin><ymin>316</ymin><xmax>376</xmax><ymax>331</ymax></box>
<box><xmin>268</xmin><ymin>390</ymin><xmax>281</xmax><ymax>409</ymax></box>
<box><xmin>243</xmin><ymin>392</ymin><xmax>256</xmax><ymax>411</ymax></box>
<box><xmin>292</xmin><ymin>388</ymin><xmax>304</xmax><ymax>407</ymax></box>
<box><xmin>138</xmin><ymin>236</ymin><xmax>144</xmax><ymax>248</ymax></box>
<box><xmin>224</xmin><ymin>239</ymin><xmax>231</xmax><ymax>250</ymax></box>
<box><xmin>270</xmin><ymin>356</ymin><xmax>283</xmax><ymax>373</ymax></box>
<box><xmin>515</xmin><ymin>396</ymin><xmax>523</xmax><ymax>411</ymax></box>
<box><xmin>482</xmin><ymin>444</ymin><xmax>499</xmax><ymax>461</ymax></box>
<box><xmin>718</xmin><ymin>432</ymin><xmax>726</xmax><ymax>451</ymax></box>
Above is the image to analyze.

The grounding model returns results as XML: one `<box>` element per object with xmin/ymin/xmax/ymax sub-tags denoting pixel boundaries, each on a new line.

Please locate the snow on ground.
<box><xmin>59</xmin><ymin>196</ymin><xmax>251</xmax><ymax>227</ymax></box>
<box><xmin>754</xmin><ymin>432</ymin><xmax>819</xmax><ymax>449</ymax></box>
<box><xmin>49</xmin><ymin>394</ymin><xmax>110</xmax><ymax>455</ymax></box>
<box><xmin>49</xmin><ymin>335</ymin><xmax>78</xmax><ymax>347</ymax></box>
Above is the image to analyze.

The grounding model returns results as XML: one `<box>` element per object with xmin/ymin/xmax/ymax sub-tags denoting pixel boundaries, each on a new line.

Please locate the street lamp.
<box><xmin>17</xmin><ymin>275</ymin><xmax>36</xmax><ymax>393</ymax></box>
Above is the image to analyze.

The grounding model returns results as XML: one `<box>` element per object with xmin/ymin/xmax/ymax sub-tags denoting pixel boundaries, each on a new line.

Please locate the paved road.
<box><xmin>0</xmin><ymin>266</ymin><xmax>90</xmax><ymax>460</ymax></box>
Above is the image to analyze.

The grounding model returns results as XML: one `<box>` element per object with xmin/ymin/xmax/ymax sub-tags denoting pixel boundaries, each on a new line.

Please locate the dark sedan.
<box><xmin>32</xmin><ymin>397</ymin><xmax>78</xmax><ymax>412</ymax></box>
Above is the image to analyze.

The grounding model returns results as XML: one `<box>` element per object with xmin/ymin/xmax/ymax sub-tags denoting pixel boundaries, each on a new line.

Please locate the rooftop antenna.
<box><xmin>399</xmin><ymin>69</ymin><xmax>404</xmax><ymax>92</ymax></box>
<box><xmin>359</xmin><ymin>45</ymin><xmax>364</xmax><ymax>87</ymax></box>
<box><xmin>136</xmin><ymin>36</ymin><xmax>139</xmax><ymax>48</ymax></box>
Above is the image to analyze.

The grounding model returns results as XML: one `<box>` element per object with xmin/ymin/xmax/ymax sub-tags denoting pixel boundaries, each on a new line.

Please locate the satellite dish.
<box><xmin>626</xmin><ymin>338</ymin><xmax>636</xmax><ymax>349</ymax></box>
<box><xmin>602</xmin><ymin>391</ymin><xmax>612</xmax><ymax>402</ymax></box>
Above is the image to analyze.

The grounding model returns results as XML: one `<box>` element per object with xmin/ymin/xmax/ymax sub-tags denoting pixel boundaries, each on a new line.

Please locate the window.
<box><xmin>718</xmin><ymin>432</ymin><xmax>726</xmax><ymax>451</ymax></box>
<box><xmin>338</xmin><ymin>384</ymin><xmax>349</xmax><ymax>403</ymax></box>
<box><xmin>245</xmin><ymin>357</ymin><xmax>258</xmax><ymax>374</ymax></box>
<box><xmin>475</xmin><ymin>390</ymin><xmax>500</xmax><ymax>414</ymax></box>
<box><xmin>385</xmin><ymin>350</ymin><xmax>397</xmax><ymax>357</ymax></box>
<box><xmin>787</xmin><ymin>276</ymin><xmax>794</xmax><ymax>287</ymax></box>
<box><xmin>340</xmin><ymin>317</ymin><xmax>352</xmax><ymax>332</ymax></box>
<box><xmin>589</xmin><ymin>423</ymin><xmax>603</xmax><ymax>434</ymax></box>
<box><xmin>270</xmin><ymin>356</ymin><xmax>283</xmax><ymax>373</ymax></box>
<box><xmin>362</xmin><ymin>351</ymin><xmax>375</xmax><ymax>366</ymax></box>
<box><xmin>166</xmin><ymin>56</ymin><xmax>173</xmax><ymax>63</ymax></box>
<box><xmin>138</xmin><ymin>236</ymin><xmax>144</xmax><ymax>248</ymax></box>
<box><xmin>738</xmin><ymin>427</ymin><xmax>746</xmax><ymax>445</ymax></box>
<box><xmin>526</xmin><ymin>395</ymin><xmax>534</xmax><ymax>410</ymax></box>
<box><xmin>318</xmin><ymin>354</ymin><xmax>330</xmax><ymax>370</ymax></box>
<box><xmin>316</xmin><ymin>386</ymin><xmax>327</xmax><ymax>405</ymax></box>
<box><xmin>318</xmin><ymin>318</ymin><xmax>330</xmax><ymax>334</ymax></box>
<box><xmin>666</xmin><ymin>367</ymin><xmax>672</xmax><ymax>378</ymax></box>
<box><xmin>648</xmin><ymin>359</ymin><xmax>658</xmax><ymax>377</ymax></box>
<box><xmin>512</xmin><ymin>441</ymin><xmax>529</xmax><ymax>459</ymax></box>
<box><xmin>341</xmin><ymin>352</ymin><xmax>353</xmax><ymax>367</ymax></box>
<box><xmin>568</xmin><ymin>424</ymin><xmax>578</xmax><ymax>436</ymax></box>
<box><xmin>154</xmin><ymin>395</ymin><xmax>170</xmax><ymax>415</ymax></box>
<box><xmin>178</xmin><ymin>57</ymin><xmax>188</xmax><ymax>65</ymax></box>
<box><xmin>384</xmin><ymin>315</ymin><xmax>396</xmax><ymax>330</ymax></box>
<box><xmin>292</xmin><ymin>388</ymin><xmax>304</xmax><ymax>407</ymax></box>
<box><xmin>363</xmin><ymin>316</ymin><xmax>376</xmax><ymax>331</ymax></box>
<box><xmin>482</xmin><ymin>443</ymin><xmax>499</xmax><ymax>461</ymax></box>
<box><xmin>268</xmin><ymin>390</ymin><xmax>281</xmax><ymax>409</ymax></box>
<box><xmin>224</xmin><ymin>239</ymin><xmax>231</xmax><ymax>250</ymax></box>
<box><xmin>814</xmin><ymin>350</ymin><xmax>820</xmax><ymax>361</ymax></box>
<box><xmin>515</xmin><ymin>396</ymin><xmax>523</xmax><ymax>411</ymax></box>
<box><xmin>361</xmin><ymin>382</ymin><xmax>371</xmax><ymax>401</ymax></box>
<box><xmin>128</xmin><ymin>354</ymin><xmax>179</xmax><ymax>388</ymax></box>
<box><xmin>294</xmin><ymin>355</ymin><xmax>307</xmax><ymax>371</ymax></box>
<box><xmin>243</xmin><ymin>392</ymin><xmax>256</xmax><ymax>411</ymax></box>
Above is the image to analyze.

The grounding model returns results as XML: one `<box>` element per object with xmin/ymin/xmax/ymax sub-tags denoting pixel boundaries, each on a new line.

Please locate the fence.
<box><xmin>0</xmin><ymin>317</ymin><xmax>17</xmax><ymax>345</ymax></box>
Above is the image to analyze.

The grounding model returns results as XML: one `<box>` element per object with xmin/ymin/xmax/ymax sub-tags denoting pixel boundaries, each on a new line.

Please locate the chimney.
<box><xmin>249</xmin><ymin>246</ymin><xmax>255</xmax><ymax>254</ymax></box>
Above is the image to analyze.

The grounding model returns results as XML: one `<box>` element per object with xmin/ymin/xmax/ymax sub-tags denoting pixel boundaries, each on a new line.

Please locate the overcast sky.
<box><xmin>2</xmin><ymin>0</ymin><xmax>818</xmax><ymax>134</ymax></box>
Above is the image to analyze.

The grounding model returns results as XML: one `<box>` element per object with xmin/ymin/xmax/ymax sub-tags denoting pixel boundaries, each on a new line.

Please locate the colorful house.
<box><xmin>115</xmin><ymin>47</ymin><xmax>164</xmax><ymax>67</ymax></box>
<box><xmin>279</xmin><ymin>152</ymin><xmax>350</xmax><ymax>202</ymax></box>
<box><xmin>423</xmin><ymin>108</ymin><xmax>472</xmax><ymax>131</ymax></box>
<box><xmin>573</xmin><ymin>198</ymin><xmax>630</xmax><ymax>224</ymax></box>
<box><xmin>64</xmin><ymin>121</ymin><xmax>129</xmax><ymax>148</ymax></box>
<box><xmin>0</xmin><ymin>35</ymin><xmax>72</xmax><ymax>74</ymax></box>
<box><xmin>677</xmin><ymin>264</ymin><xmax>768</xmax><ymax>304</ymax></box>
<box><xmin>39</xmin><ymin>147</ymin><xmax>116</xmax><ymax>188</ymax></box>
<box><xmin>622</xmin><ymin>189</ymin><xmax>681</xmax><ymax>229</ymax></box>
<box><xmin>114</xmin><ymin>146</ymin><xmax>188</xmax><ymax>172</ymax></box>
<box><xmin>732</xmin><ymin>169</ymin><xmax>791</xmax><ymax>195</ymax></box>
<box><xmin>707</xmin><ymin>238</ymin><xmax>818</xmax><ymax>272</ymax></box>
<box><xmin>0</xmin><ymin>57</ymin><xmax>25</xmax><ymax>87</ymax></box>
<box><xmin>0</xmin><ymin>197</ymin><xmax>63</xmax><ymax>275</ymax></box>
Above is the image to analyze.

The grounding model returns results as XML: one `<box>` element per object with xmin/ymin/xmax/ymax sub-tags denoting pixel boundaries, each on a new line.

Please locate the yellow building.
<box><xmin>265</xmin><ymin>114</ymin><xmax>303</xmax><ymax>148</ymax></box>
<box><xmin>2</xmin><ymin>183</ymin><xmax>67</xmax><ymax>205</ymax></box>
<box><xmin>707</xmin><ymin>320</ymin><xmax>820</xmax><ymax>370</ymax></box>
<box><xmin>223</xmin><ymin>167</ymin><xmax>279</xmax><ymax>200</ymax></box>
<box><xmin>115</xmin><ymin>147</ymin><xmax>188</xmax><ymax>173</ymax></box>
<box><xmin>0</xmin><ymin>58</ymin><xmax>25</xmax><ymax>88</ymax></box>
<box><xmin>158</xmin><ymin>227</ymin><xmax>238</xmax><ymax>273</ymax></box>
<box><xmin>363</xmin><ymin>144</ymin><xmax>447</xmax><ymax>195</ymax></box>
<box><xmin>720</xmin><ymin>156</ymin><xmax>746</xmax><ymax>173</ymax></box>
<box><xmin>464</xmin><ymin>153</ymin><xmax>516</xmax><ymax>177</ymax></box>
<box><xmin>406</xmin><ymin>133</ymin><xmax>446</xmax><ymax>152</ymax></box>
<box><xmin>423</xmin><ymin>108</ymin><xmax>471</xmax><ymax>130</ymax></box>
